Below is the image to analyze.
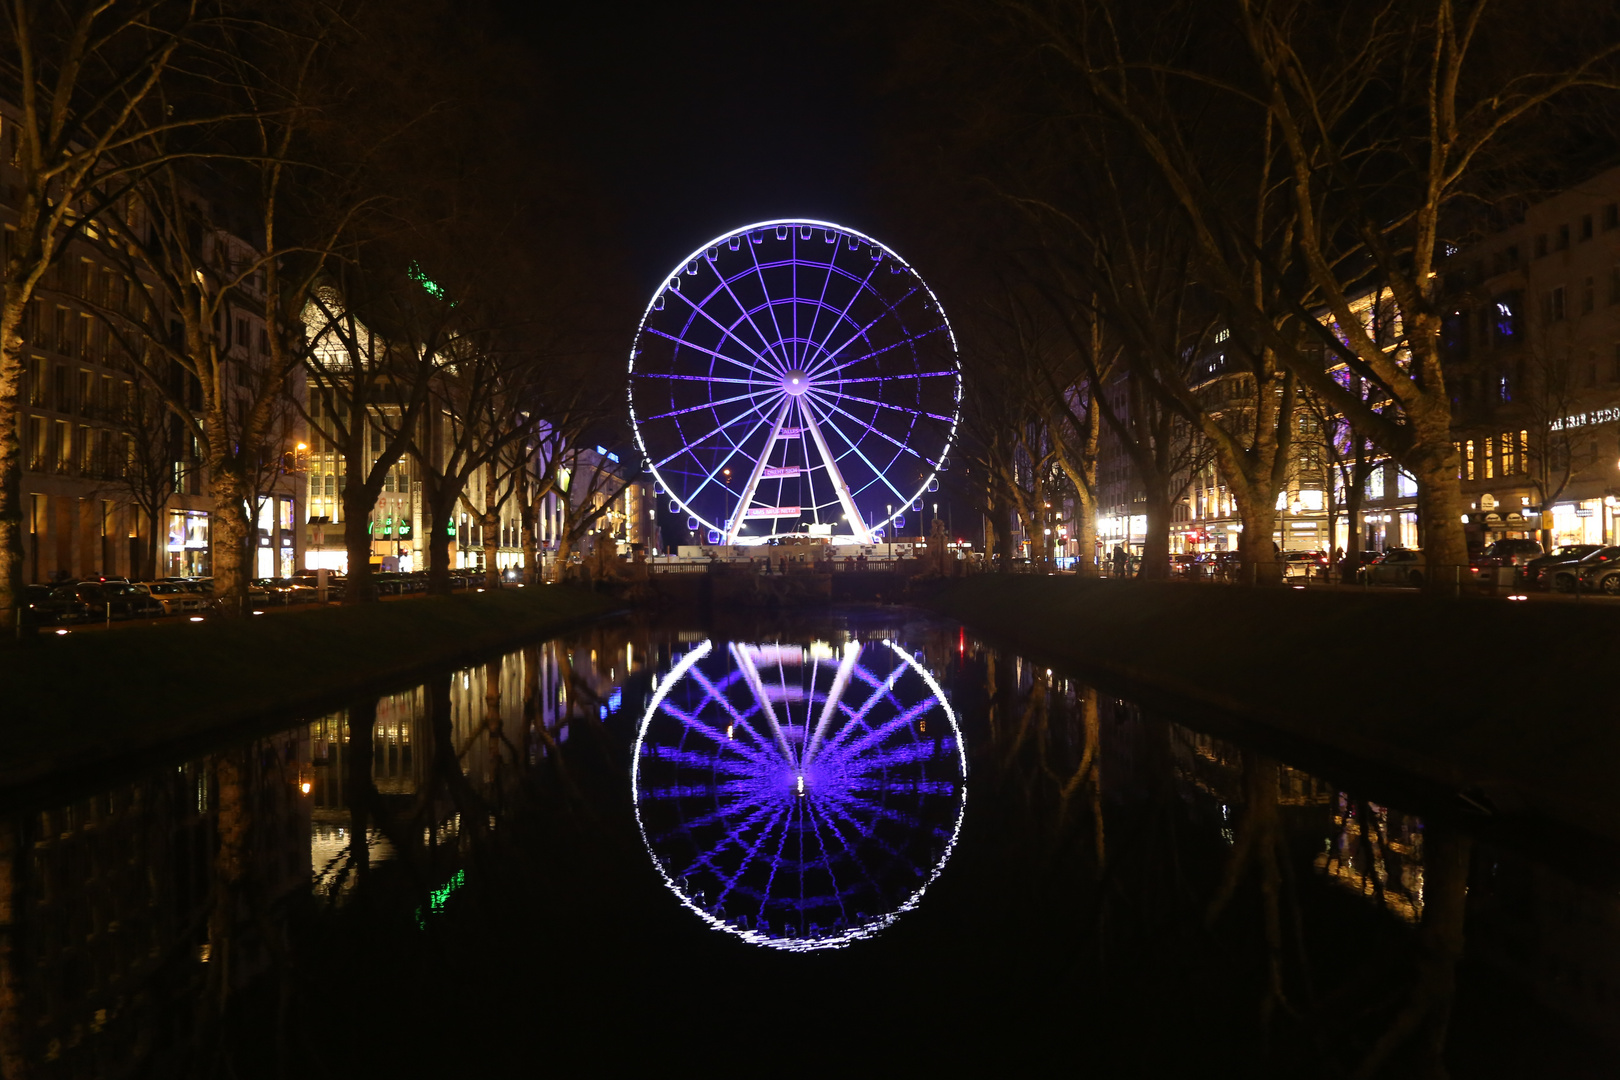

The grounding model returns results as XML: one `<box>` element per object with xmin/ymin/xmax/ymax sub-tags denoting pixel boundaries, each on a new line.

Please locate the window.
<box><xmin>1608</xmin><ymin>204</ymin><xmax>1620</xmax><ymax>231</ymax></box>
<box><xmin>1535</xmin><ymin>233</ymin><xmax>1548</xmax><ymax>257</ymax></box>
<box><xmin>1581</xmin><ymin>214</ymin><xmax>1594</xmax><ymax>240</ymax></box>
<box><xmin>1614</xmin><ymin>344</ymin><xmax>1620</xmax><ymax>383</ymax></box>
<box><xmin>1519</xmin><ymin>430</ymin><xmax>1529</xmax><ymax>473</ymax></box>
<box><xmin>1550</xmin><ymin>287</ymin><xmax>1566</xmax><ymax>321</ymax></box>
<box><xmin>1611</xmin><ymin>266</ymin><xmax>1620</xmax><ymax>305</ymax></box>
<box><xmin>1466</xmin><ymin>439</ymin><xmax>1476</xmax><ymax>480</ymax></box>
<box><xmin>1507</xmin><ymin>244</ymin><xmax>1520</xmax><ymax>269</ymax></box>
<box><xmin>236</xmin><ymin>318</ymin><xmax>249</xmax><ymax>351</ymax></box>
<box><xmin>1557</xmin><ymin>224</ymin><xmax>1570</xmax><ymax>250</ymax></box>
<box><xmin>1501</xmin><ymin>431</ymin><xmax>1513</xmax><ymax>476</ymax></box>
<box><xmin>1453</xmin><ymin>441</ymin><xmax>1462</xmax><ymax>480</ymax></box>
<box><xmin>1588</xmin><ymin>350</ymin><xmax>1599</xmax><ymax>387</ymax></box>
<box><xmin>1583</xmin><ymin>277</ymin><xmax>1595</xmax><ymax>314</ymax></box>
<box><xmin>1485</xmin><ymin>436</ymin><xmax>1495</xmax><ymax>479</ymax></box>
<box><xmin>1493</xmin><ymin>294</ymin><xmax>1521</xmax><ymax>339</ymax></box>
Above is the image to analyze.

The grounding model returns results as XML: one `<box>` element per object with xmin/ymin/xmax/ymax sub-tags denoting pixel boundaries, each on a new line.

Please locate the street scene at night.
<box><xmin>4</xmin><ymin>0</ymin><xmax>1620</xmax><ymax>1076</ymax></box>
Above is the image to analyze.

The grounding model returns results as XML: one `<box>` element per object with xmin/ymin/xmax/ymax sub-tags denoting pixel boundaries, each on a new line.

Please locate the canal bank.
<box><xmin>926</xmin><ymin>575</ymin><xmax>1620</xmax><ymax>843</ymax></box>
<box><xmin>0</xmin><ymin>585</ymin><xmax>616</xmax><ymax>794</ymax></box>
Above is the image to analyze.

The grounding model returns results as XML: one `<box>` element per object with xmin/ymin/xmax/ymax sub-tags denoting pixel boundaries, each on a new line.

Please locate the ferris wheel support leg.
<box><xmin>728</xmin><ymin>643</ymin><xmax>795</xmax><ymax>764</ymax></box>
<box><xmin>723</xmin><ymin>399</ymin><xmax>793</xmax><ymax>545</ymax></box>
<box><xmin>799</xmin><ymin>400</ymin><xmax>871</xmax><ymax>544</ymax></box>
<box><xmin>806</xmin><ymin>640</ymin><xmax>861</xmax><ymax>765</ymax></box>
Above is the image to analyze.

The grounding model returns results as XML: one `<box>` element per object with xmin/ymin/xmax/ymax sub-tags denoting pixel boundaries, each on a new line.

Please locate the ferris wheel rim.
<box><xmin>627</xmin><ymin>218</ymin><xmax>962</xmax><ymax>543</ymax></box>
<box><xmin>630</xmin><ymin>638</ymin><xmax>968</xmax><ymax>951</ymax></box>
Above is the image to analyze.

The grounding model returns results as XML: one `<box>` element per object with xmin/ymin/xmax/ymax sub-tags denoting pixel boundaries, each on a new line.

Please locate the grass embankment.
<box><xmin>929</xmin><ymin>576</ymin><xmax>1620</xmax><ymax>839</ymax></box>
<box><xmin>0</xmin><ymin>585</ymin><xmax>617</xmax><ymax>793</ymax></box>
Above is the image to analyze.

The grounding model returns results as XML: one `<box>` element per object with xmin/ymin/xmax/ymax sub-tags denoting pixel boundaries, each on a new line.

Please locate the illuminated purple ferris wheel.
<box><xmin>632</xmin><ymin>639</ymin><xmax>967</xmax><ymax>950</ymax></box>
<box><xmin>629</xmin><ymin>220</ymin><xmax>961</xmax><ymax>544</ymax></box>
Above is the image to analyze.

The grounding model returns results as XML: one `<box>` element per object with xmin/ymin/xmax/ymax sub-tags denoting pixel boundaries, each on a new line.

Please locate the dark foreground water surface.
<box><xmin>6</xmin><ymin>608</ymin><xmax>1618</xmax><ymax>1078</ymax></box>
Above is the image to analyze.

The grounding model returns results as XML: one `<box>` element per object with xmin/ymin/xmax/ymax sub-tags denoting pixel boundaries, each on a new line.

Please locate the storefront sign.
<box><xmin>1549</xmin><ymin>406</ymin><xmax>1620</xmax><ymax>432</ymax></box>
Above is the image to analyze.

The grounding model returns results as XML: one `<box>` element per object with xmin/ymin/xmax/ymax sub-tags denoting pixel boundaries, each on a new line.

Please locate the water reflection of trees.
<box><xmin>0</xmin><ymin>619</ymin><xmax>645</xmax><ymax>1078</ymax></box>
<box><xmin>968</xmin><ymin>639</ymin><xmax>1472</xmax><ymax>1077</ymax></box>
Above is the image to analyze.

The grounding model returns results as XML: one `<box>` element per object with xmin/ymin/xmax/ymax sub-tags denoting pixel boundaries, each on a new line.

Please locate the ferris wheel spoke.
<box><xmin>838</xmin><ymin>370</ymin><xmax>957</xmax><ymax>384</ymax></box>
<box><xmin>799</xmin><ymin>801</ymin><xmax>853</xmax><ymax>926</ymax></box>
<box><xmin>723</xmin><ymin>397</ymin><xmax>794</xmax><ymax>544</ymax></box>
<box><xmin>714</xmin><ymin>267</ymin><xmax>795</xmax><ymax>369</ymax></box>
<box><xmin>705</xmin><ymin>802</ymin><xmax>798</xmax><ymax>910</ymax></box>
<box><xmin>650</xmin><ymin>389</ymin><xmax>783</xmax><ymax>471</ymax></box>
<box><xmin>798</xmin><ymin>393</ymin><xmax>916</xmax><ymax>508</ymax></box>
<box><xmin>643</xmin><ymin>326</ymin><xmax>779</xmax><ymax>382</ymax></box>
<box><xmin>745</xmin><ymin>243</ymin><xmax>797</xmax><ymax>369</ymax></box>
<box><xmin>685</xmin><ymin>668</ymin><xmax>782</xmax><ymax>758</ymax></box>
<box><xmin>807</xmin><ymin>321</ymin><xmax>947</xmax><ymax>381</ymax></box>
<box><xmin>828</xmin><ymin>387</ymin><xmax>956</xmax><ymax>424</ymax></box>
<box><xmin>805</xmin><ymin>283</ymin><xmax>921</xmax><ymax>373</ymax></box>
<box><xmin>812</xmin><ymin>798</ymin><xmax>887</xmax><ymax>900</ymax></box>
<box><xmin>819</xmin><ymin>698</ymin><xmax>938</xmax><ymax>769</ymax></box>
<box><xmin>674</xmin><ymin>796</ymin><xmax>785</xmax><ymax>871</ymax></box>
<box><xmin>664</xmin><ymin>281</ymin><xmax>786</xmax><ymax>376</ymax></box>
<box><xmin>804</xmin><ymin>387</ymin><xmax>936</xmax><ymax>467</ymax></box>
<box><xmin>794</xmin><ymin>398</ymin><xmax>871</xmax><ymax>543</ymax></box>
<box><xmin>645</xmin><ymin>386</ymin><xmax>782</xmax><ymax>422</ymax></box>
<box><xmin>818</xmin><ymin>661</ymin><xmax>909</xmax><ymax>755</ymax></box>
<box><xmin>805</xmin><ymin>256</ymin><xmax>885</xmax><ymax>366</ymax></box>
<box><xmin>636</xmin><ymin>372</ymin><xmax>760</xmax><ymax>385</ymax></box>
<box><xmin>805</xmin><ymin>642</ymin><xmax>862</xmax><ymax>766</ymax></box>
<box><xmin>730</xmin><ymin>643</ymin><xmax>797</xmax><ymax>766</ymax></box>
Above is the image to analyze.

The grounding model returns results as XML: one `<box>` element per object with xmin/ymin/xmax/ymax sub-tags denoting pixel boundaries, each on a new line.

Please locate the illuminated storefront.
<box><xmin>166</xmin><ymin>510</ymin><xmax>210</xmax><ymax>577</ymax></box>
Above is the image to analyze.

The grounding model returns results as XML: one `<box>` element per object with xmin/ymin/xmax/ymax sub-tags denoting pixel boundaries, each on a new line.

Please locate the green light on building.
<box><xmin>408</xmin><ymin>262</ymin><xmax>451</xmax><ymax>303</ymax></box>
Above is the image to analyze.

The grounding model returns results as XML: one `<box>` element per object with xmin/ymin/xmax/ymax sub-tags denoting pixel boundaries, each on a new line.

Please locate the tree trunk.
<box><xmin>521</xmin><ymin>495</ymin><xmax>539</xmax><ymax>585</ymax></box>
<box><xmin>425</xmin><ymin>489</ymin><xmax>455</xmax><ymax>595</ymax></box>
<box><xmin>342</xmin><ymin>480</ymin><xmax>379</xmax><ymax>604</ymax></box>
<box><xmin>991</xmin><ymin>497</ymin><xmax>1015</xmax><ymax>571</ymax></box>
<box><xmin>482</xmin><ymin>509</ymin><xmax>500</xmax><ymax>589</ymax></box>
<box><xmin>144</xmin><ymin>506</ymin><xmax>163</xmax><ymax>581</ymax></box>
<box><xmin>0</xmin><ymin>815</ymin><xmax>29</xmax><ymax>1078</ymax></box>
<box><xmin>346</xmin><ymin>697</ymin><xmax>377</xmax><ymax>886</ymax></box>
<box><xmin>1140</xmin><ymin>487</ymin><xmax>1172</xmax><ymax>580</ymax></box>
<box><xmin>1415</xmin><ymin>462</ymin><xmax>1468</xmax><ymax>595</ymax></box>
<box><xmin>207</xmin><ymin>751</ymin><xmax>249</xmax><ymax>1006</ymax></box>
<box><xmin>208</xmin><ymin>468</ymin><xmax>253</xmax><ymax>615</ymax></box>
<box><xmin>1073</xmin><ymin>483</ymin><xmax>1099</xmax><ymax>577</ymax></box>
<box><xmin>0</xmin><ymin>293</ymin><xmax>27</xmax><ymax>637</ymax></box>
<box><xmin>1235</xmin><ymin>491</ymin><xmax>1282</xmax><ymax>586</ymax></box>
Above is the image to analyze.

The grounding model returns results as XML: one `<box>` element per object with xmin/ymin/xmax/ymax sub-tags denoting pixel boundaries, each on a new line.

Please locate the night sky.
<box><xmin>505</xmin><ymin>0</ymin><xmax>890</xmax><ymax>295</ymax></box>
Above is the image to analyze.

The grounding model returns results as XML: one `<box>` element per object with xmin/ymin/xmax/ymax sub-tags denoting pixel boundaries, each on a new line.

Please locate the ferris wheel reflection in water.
<box><xmin>632</xmin><ymin>638</ymin><xmax>967</xmax><ymax>951</ymax></box>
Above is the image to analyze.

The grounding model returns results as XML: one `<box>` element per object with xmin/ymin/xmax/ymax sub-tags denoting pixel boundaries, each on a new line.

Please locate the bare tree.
<box><xmin>1003</xmin><ymin>0</ymin><xmax>1620</xmax><ymax>588</ymax></box>
<box><xmin>0</xmin><ymin>0</ymin><xmax>213</xmax><ymax>632</ymax></box>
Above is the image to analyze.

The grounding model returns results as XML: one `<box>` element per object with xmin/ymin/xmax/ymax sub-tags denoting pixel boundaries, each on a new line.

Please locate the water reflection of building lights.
<box><xmin>632</xmin><ymin>638</ymin><xmax>967</xmax><ymax>952</ymax></box>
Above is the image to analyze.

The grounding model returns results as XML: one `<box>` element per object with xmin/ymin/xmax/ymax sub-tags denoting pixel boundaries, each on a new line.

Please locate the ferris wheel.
<box><xmin>632</xmin><ymin>638</ymin><xmax>967</xmax><ymax>951</ymax></box>
<box><xmin>628</xmin><ymin>220</ymin><xmax>961</xmax><ymax>545</ymax></box>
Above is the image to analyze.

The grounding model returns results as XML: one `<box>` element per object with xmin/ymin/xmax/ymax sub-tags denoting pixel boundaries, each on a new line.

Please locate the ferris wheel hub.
<box><xmin>782</xmin><ymin>370</ymin><xmax>811</xmax><ymax>396</ymax></box>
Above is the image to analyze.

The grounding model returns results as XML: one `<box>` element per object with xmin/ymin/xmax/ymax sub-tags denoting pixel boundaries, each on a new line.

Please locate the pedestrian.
<box><xmin>1111</xmin><ymin>544</ymin><xmax>1128</xmax><ymax>578</ymax></box>
<box><xmin>779</xmin><ymin>556</ymin><xmax>787</xmax><ymax>575</ymax></box>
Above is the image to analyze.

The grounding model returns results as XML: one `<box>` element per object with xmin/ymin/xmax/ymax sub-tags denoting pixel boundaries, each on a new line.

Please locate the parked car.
<box><xmin>1471</xmin><ymin>538</ymin><xmax>1544</xmax><ymax>575</ymax></box>
<box><xmin>1282</xmin><ymin>550</ymin><xmax>1329</xmax><ymax>580</ymax></box>
<box><xmin>1337</xmin><ymin>550</ymin><xmax>1382</xmax><ymax>582</ymax></box>
<box><xmin>69</xmin><ymin>582</ymin><xmax>165</xmax><ymax>619</ymax></box>
<box><xmin>1361</xmin><ymin>548</ymin><xmax>1426</xmax><ymax>587</ymax></box>
<box><xmin>140</xmin><ymin>580</ymin><xmax>204</xmax><ymax>615</ymax></box>
<box><xmin>1571</xmin><ymin>546</ymin><xmax>1620</xmax><ymax>594</ymax></box>
<box><xmin>26</xmin><ymin>584</ymin><xmax>93</xmax><ymax>626</ymax></box>
<box><xmin>1524</xmin><ymin>544</ymin><xmax>1602</xmax><ymax>590</ymax></box>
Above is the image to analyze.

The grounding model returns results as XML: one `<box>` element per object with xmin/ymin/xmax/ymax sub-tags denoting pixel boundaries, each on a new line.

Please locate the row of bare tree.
<box><xmin>0</xmin><ymin>0</ymin><xmax>632</xmax><ymax>630</ymax></box>
<box><xmin>884</xmin><ymin>0</ymin><xmax>1620</xmax><ymax>587</ymax></box>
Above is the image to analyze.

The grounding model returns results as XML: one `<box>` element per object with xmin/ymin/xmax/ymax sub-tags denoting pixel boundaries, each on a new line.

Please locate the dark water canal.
<box><xmin>6</xmin><ymin>609</ymin><xmax>1617</xmax><ymax>1078</ymax></box>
